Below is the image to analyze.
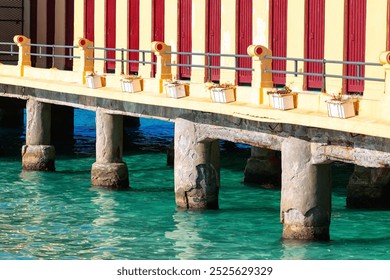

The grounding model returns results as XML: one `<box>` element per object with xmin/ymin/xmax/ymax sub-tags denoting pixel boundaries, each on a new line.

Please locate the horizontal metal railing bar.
<box><xmin>87</xmin><ymin>56</ymin><xmax>156</xmax><ymax>65</ymax></box>
<box><xmin>0</xmin><ymin>51</ymin><xmax>18</xmax><ymax>55</ymax></box>
<box><xmin>0</xmin><ymin>42</ymin><xmax>16</xmax><ymax>46</ymax></box>
<box><xmin>88</xmin><ymin>46</ymin><xmax>153</xmax><ymax>54</ymax></box>
<box><xmin>167</xmin><ymin>50</ymin><xmax>251</xmax><ymax>58</ymax></box>
<box><xmin>266</xmin><ymin>69</ymin><xmax>385</xmax><ymax>82</ymax></box>
<box><xmin>27</xmin><ymin>43</ymin><xmax>78</xmax><ymax>49</ymax></box>
<box><xmin>166</xmin><ymin>62</ymin><xmax>253</xmax><ymax>71</ymax></box>
<box><xmin>26</xmin><ymin>53</ymin><xmax>80</xmax><ymax>59</ymax></box>
<box><xmin>264</xmin><ymin>55</ymin><xmax>382</xmax><ymax>66</ymax></box>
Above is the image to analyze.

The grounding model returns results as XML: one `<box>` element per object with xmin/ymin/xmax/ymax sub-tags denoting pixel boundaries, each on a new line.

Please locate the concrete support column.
<box><xmin>174</xmin><ymin>118</ymin><xmax>220</xmax><ymax>209</ymax></box>
<box><xmin>22</xmin><ymin>99</ymin><xmax>55</xmax><ymax>171</ymax></box>
<box><xmin>281</xmin><ymin>137</ymin><xmax>332</xmax><ymax>240</ymax></box>
<box><xmin>91</xmin><ymin>109</ymin><xmax>129</xmax><ymax>189</ymax></box>
<box><xmin>244</xmin><ymin>147</ymin><xmax>281</xmax><ymax>187</ymax></box>
<box><xmin>347</xmin><ymin>166</ymin><xmax>390</xmax><ymax>209</ymax></box>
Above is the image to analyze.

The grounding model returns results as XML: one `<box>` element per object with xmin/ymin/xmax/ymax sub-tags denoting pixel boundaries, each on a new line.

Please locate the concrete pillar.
<box><xmin>0</xmin><ymin>98</ymin><xmax>25</xmax><ymax>128</ymax></box>
<box><xmin>347</xmin><ymin>166</ymin><xmax>390</xmax><ymax>209</ymax></box>
<box><xmin>244</xmin><ymin>147</ymin><xmax>281</xmax><ymax>187</ymax></box>
<box><xmin>91</xmin><ymin>109</ymin><xmax>129</xmax><ymax>190</ymax></box>
<box><xmin>280</xmin><ymin>137</ymin><xmax>332</xmax><ymax>240</ymax></box>
<box><xmin>174</xmin><ymin>118</ymin><xmax>220</xmax><ymax>209</ymax></box>
<box><xmin>22</xmin><ymin>99</ymin><xmax>55</xmax><ymax>171</ymax></box>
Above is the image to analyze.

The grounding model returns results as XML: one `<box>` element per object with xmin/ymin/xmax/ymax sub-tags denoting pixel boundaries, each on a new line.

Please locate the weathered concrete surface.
<box><xmin>281</xmin><ymin>137</ymin><xmax>332</xmax><ymax>240</ymax></box>
<box><xmin>174</xmin><ymin>118</ymin><xmax>220</xmax><ymax>209</ymax></box>
<box><xmin>91</xmin><ymin>109</ymin><xmax>129</xmax><ymax>189</ymax></box>
<box><xmin>244</xmin><ymin>147</ymin><xmax>281</xmax><ymax>187</ymax></box>
<box><xmin>91</xmin><ymin>162</ymin><xmax>129</xmax><ymax>190</ymax></box>
<box><xmin>25</xmin><ymin>99</ymin><xmax>51</xmax><ymax>145</ymax></box>
<box><xmin>22</xmin><ymin>99</ymin><xmax>55</xmax><ymax>171</ymax></box>
<box><xmin>21</xmin><ymin>145</ymin><xmax>55</xmax><ymax>171</ymax></box>
<box><xmin>347</xmin><ymin>166</ymin><xmax>390</xmax><ymax>209</ymax></box>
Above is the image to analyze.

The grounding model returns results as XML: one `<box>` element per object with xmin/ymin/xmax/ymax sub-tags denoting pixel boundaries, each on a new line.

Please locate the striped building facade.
<box><xmin>10</xmin><ymin>0</ymin><xmax>390</xmax><ymax>96</ymax></box>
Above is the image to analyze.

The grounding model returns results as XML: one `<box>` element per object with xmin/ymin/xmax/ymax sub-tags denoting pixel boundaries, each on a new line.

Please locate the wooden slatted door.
<box><xmin>178</xmin><ymin>0</ymin><xmax>192</xmax><ymax>79</ymax></box>
<box><xmin>128</xmin><ymin>0</ymin><xmax>140</xmax><ymax>73</ymax></box>
<box><xmin>152</xmin><ymin>0</ymin><xmax>164</xmax><ymax>77</ymax></box>
<box><xmin>236</xmin><ymin>0</ymin><xmax>252</xmax><ymax>85</ymax></box>
<box><xmin>106</xmin><ymin>0</ymin><xmax>116</xmax><ymax>72</ymax></box>
<box><xmin>304</xmin><ymin>0</ymin><xmax>325</xmax><ymax>90</ymax></box>
<box><xmin>344</xmin><ymin>0</ymin><xmax>366</xmax><ymax>93</ymax></box>
<box><xmin>65</xmin><ymin>0</ymin><xmax>74</xmax><ymax>70</ymax></box>
<box><xmin>269</xmin><ymin>0</ymin><xmax>287</xmax><ymax>86</ymax></box>
<box><xmin>84</xmin><ymin>0</ymin><xmax>94</xmax><ymax>42</ymax></box>
<box><xmin>206</xmin><ymin>0</ymin><xmax>221</xmax><ymax>82</ymax></box>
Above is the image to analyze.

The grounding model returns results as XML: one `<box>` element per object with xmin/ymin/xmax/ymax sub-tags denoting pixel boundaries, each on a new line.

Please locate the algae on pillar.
<box><xmin>22</xmin><ymin>99</ymin><xmax>55</xmax><ymax>171</ymax></box>
<box><xmin>280</xmin><ymin>137</ymin><xmax>332</xmax><ymax>240</ymax></box>
<box><xmin>91</xmin><ymin>109</ymin><xmax>129</xmax><ymax>190</ymax></box>
<box><xmin>174</xmin><ymin>118</ymin><xmax>220</xmax><ymax>209</ymax></box>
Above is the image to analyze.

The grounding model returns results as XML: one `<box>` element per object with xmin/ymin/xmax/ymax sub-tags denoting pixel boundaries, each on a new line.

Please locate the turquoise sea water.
<box><xmin>0</xmin><ymin>109</ymin><xmax>389</xmax><ymax>260</ymax></box>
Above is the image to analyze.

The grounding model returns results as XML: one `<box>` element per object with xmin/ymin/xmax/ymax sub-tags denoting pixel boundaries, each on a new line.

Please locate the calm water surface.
<box><xmin>0</xmin><ymin>109</ymin><xmax>389</xmax><ymax>260</ymax></box>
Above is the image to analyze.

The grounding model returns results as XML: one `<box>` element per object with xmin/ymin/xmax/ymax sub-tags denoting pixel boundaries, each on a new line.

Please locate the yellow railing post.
<box><xmin>74</xmin><ymin>38</ymin><xmax>94</xmax><ymax>84</ymax></box>
<box><xmin>379</xmin><ymin>51</ymin><xmax>390</xmax><ymax>98</ymax></box>
<box><xmin>151</xmin><ymin>41</ymin><xmax>172</xmax><ymax>80</ymax></box>
<box><xmin>13</xmin><ymin>35</ymin><xmax>31</xmax><ymax>76</ymax></box>
<box><xmin>247</xmin><ymin>45</ymin><xmax>273</xmax><ymax>104</ymax></box>
<box><xmin>151</xmin><ymin>41</ymin><xmax>172</xmax><ymax>93</ymax></box>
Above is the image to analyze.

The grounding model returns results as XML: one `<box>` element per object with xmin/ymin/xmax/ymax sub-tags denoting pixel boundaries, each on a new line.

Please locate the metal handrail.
<box><xmin>0</xmin><ymin>42</ymin><xmax>18</xmax><ymax>56</ymax></box>
<box><xmin>264</xmin><ymin>55</ymin><xmax>384</xmax><ymax>91</ymax></box>
<box><xmin>26</xmin><ymin>43</ymin><xmax>80</xmax><ymax>68</ymax></box>
<box><xmin>166</xmin><ymin>50</ymin><xmax>253</xmax><ymax>81</ymax></box>
<box><xmin>87</xmin><ymin>46</ymin><xmax>155</xmax><ymax>74</ymax></box>
<box><xmin>1</xmin><ymin>39</ymin><xmax>385</xmax><ymax>90</ymax></box>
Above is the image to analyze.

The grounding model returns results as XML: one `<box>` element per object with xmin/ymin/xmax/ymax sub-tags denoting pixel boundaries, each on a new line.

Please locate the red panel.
<box><xmin>178</xmin><ymin>0</ymin><xmax>192</xmax><ymax>79</ymax></box>
<box><xmin>344</xmin><ymin>0</ymin><xmax>366</xmax><ymax>93</ymax></box>
<box><xmin>128</xmin><ymin>0</ymin><xmax>140</xmax><ymax>73</ymax></box>
<box><xmin>206</xmin><ymin>0</ymin><xmax>221</xmax><ymax>82</ymax></box>
<box><xmin>152</xmin><ymin>0</ymin><xmax>165</xmax><ymax>42</ymax></box>
<box><xmin>269</xmin><ymin>0</ymin><xmax>287</xmax><ymax>86</ymax></box>
<box><xmin>236</xmin><ymin>0</ymin><xmax>252</xmax><ymax>84</ymax></box>
<box><xmin>152</xmin><ymin>0</ymin><xmax>165</xmax><ymax>77</ymax></box>
<box><xmin>84</xmin><ymin>0</ymin><xmax>94</xmax><ymax>42</ymax></box>
<box><xmin>46</xmin><ymin>0</ymin><xmax>55</xmax><ymax>68</ymax></box>
<box><xmin>65</xmin><ymin>0</ymin><xmax>74</xmax><ymax>70</ymax></box>
<box><xmin>106</xmin><ymin>0</ymin><xmax>116</xmax><ymax>72</ymax></box>
<box><xmin>304</xmin><ymin>0</ymin><xmax>325</xmax><ymax>89</ymax></box>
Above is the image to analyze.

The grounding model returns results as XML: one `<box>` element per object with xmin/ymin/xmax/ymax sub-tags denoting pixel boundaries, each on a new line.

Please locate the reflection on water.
<box><xmin>281</xmin><ymin>240</ymin><xmax>310</xmax><ymax>260</ymax></box>
<box><xmin>165</xmin><ymin>211</ymin><xmax>211</xmax><ymax>260</ymax></box>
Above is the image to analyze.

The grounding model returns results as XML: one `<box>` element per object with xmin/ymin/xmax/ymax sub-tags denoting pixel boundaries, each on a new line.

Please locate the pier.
<box><xmin>1</xmin><ymin>36</ymin><xmax>390</xmax><ymax>241</ymax></box>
